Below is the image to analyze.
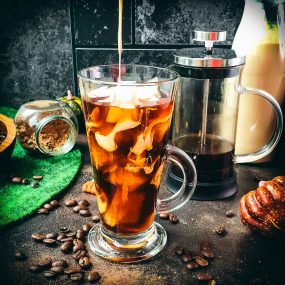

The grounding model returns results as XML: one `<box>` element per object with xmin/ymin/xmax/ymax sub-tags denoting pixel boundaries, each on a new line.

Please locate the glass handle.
<box><xmin>156</xmin><ymin>145</ymin><xmax>197</xmax><ymax>213</ymax></box>
<box><xmin>234</xmin><ymin>86</ymin><xmax>283</xmax><ymax>163</ymax></box>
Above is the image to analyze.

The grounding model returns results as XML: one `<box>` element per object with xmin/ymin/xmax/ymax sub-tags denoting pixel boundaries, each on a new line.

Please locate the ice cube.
<box><xmin>88</xmin><ymin>86</ymin><xmax>114</xmax><ymax>100</ymax></box>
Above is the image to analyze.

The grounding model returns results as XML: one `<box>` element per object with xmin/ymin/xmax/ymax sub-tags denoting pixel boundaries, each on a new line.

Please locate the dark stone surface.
<box><xmin>73</xmin><ymin>0</ymin><xmax>132</xmax><ymax>46</ymax></box>
<box><xmin>76</xmin><ymin>48</ymin><xmax>175</xmax><ymax>70</ymax></box>
<box><xmin>0</xmin><ymin>0</ymin><xmax>74</xmax><ymax>108</ymax></box>
<box><xmin>0</xmin><ymin>135</ymin><xmax>285</xmax><ymax>285</ymax></box>
<box><xmin>135</xmin><ymin>0</ymin><xmax>244</xmax><ymax>45</ymax></box>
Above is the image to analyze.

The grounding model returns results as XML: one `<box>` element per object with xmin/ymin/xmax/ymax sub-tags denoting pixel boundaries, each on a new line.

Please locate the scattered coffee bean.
<box><xmin>11</xmin><ymin>177</ymin><xmax>22</xmax><ymax>184</ymax></box>
<box><xmin>226</xmin><ymin>210</ymin><xmax>234</xmax><ymax>218</ymax></box>
<box><xmin>73</xmin><ymin>239</ymin><xmax>85</xmax><ymax>252</ymax></box>
<box><xmin>38</xmin><ymin>257</ymin><xmax>52</xmax><ymax>268</ymax></box>
<box><xmin>70</xmin><ymin>272</ymin><xmax>83</xmax><ymax>281</ymax></box>
<box><xmin>73</xmin><ymin>250</ymin><xmax>86</xmax><ymax>260</ymax></box>
<box><xmin>43</xmin><ymin>238</ymin><xmax>57</xmax><ymax>246</ymax></box>
<box><xmin>22</xmin><ymin>178</ymin><xmax>30</xmax><ymax>185</ymax></box>
<box><xmin>91</xmin><ymin>215</ymin><xmax>100</xmax><ymax>223</ymax></box>
<box><xmin>44</xmin><ymin>270</ymin><xmax>56</xmax><ymax>279</ymax></box>
<box><xmin>201</xmin><ymin>248</ymin><xmax>215</xmax><ymax>259</ymax></box>
<box><xmin>208</xmin><ymin>280</ymin><xmax>217</xmax><ymax>285</ymax></box>
<box><xmin>31</xmin><ymin>233</ymin><xmax>45</xmax><ymax>242</ymax></box>
<box><xmin>50</xmin><ymin>266</ymin><xmax>65</xmax><ymax>274</ymax></box>
<box><xmin>181</xmin><ymin>254</ymin><xmax>193</xmax><ymax>263</ymax></box>
<box><xmin>87</xmin><ymin>271</ymin><xmax>101</xmax><ymax>282</ymax></box>
<box><xmin>57</xmin><ymin>233</ymin><xmax>66</xmax><ymax>241</ymax></box>
<box><xmin>45</xmin><ymin>233</ymin><xmax>58</xmax><ymax>239</ymax></box>
<box><xmin>43</xmin><ymin>204</ymin><xmax>53</xmax><ymax>210</ymax></box>
<box><xmin>33</xmin><ymin>175</ymin><xmax>43</xmax><ymax>180</ymax></box>
<box><xmin>169</xmin><ymin>213</ymin><xmax>179</xmax><ymax>224</ymax></box>
<box><xmin>64</xmin><ymin>265</ymin><xmax>82</xmax><ymax>275</ymax></box>
<box><xmin>60</xmin><ymin>227</ymin><xmax>70</xmax><ymax>233</ymax></box>
<box><xmin>78</xmin><ymin>199</ymin><xmax>89</xmax><ymax>206</ymax></box>
<box><xmin>79</xmin><ymin>256</ymin><xmax>91</xmax><ymax>268</ymax></box>
<box><xmin>29</xmin><ymin>265</ymin><xmax>41</xmax><ymax>273</ymax></box>
<box><xmin>50</xmin><ymin>200</ymin><xmax>59</xmax><ymax>207</ymax></box>
<box><xmin>60</xmin><ymin>241</ymin><xmax>73</xmax><ymax>253</ymax></box>
<box><xmin>197</xmin><ymin>272</ymin><xmax>212</xmax><ymax>281</ymax></box>
<box><xmin>31</xmin><ymin>182</ymin><xmax>40</xmax><ymax>188</ymax></box>
<box><xmin>186</xmin><ymin>261</ymin><xmax>199</xmax><ymax>270</ymax></box>
<box><xmin>82</xmin><ymin>223</ymin><xmax>92</xmax><ymax>232</ymax></box>
<box><xmin>174</xmin><ymin>245</ymin><xmax>184</xmax><ymax>256</ymax></box>
<box><xmin>61</xmin><ymin>237</ymin><xmax>74</xmax><ymax>242</ymax></box>
<box><xmin>159</xmin><ymin>212</ymin><xmax>170</xmax><ymax>220</ymax></box>
<box><xmin>195</xmin><ymin>256</ymin><xmax>209</xmax><ymax>267</ymax></box>
<box><xmin>52</xmin><ymin>260</ymin><xmax>68</xmax><ymax>268</ymax></box>
<box><xmin>14</xmin><ymin>250</ymin><xmax>27</xmax><ymax>260</ymax></box>
<box><xmin>79</xmin><ymin>209</ymin><xmax>91</xmax><ymax>217</ymax></box>
<box><xmin>66</xmin><ymin>232</ymin><xmax>76</xmax><ymax>238</ymax></box>
<box><xmin>65</xmin><ymin>199</ymin><xmax>78</xmax><ymax>207</ymax></box>
<box><xmin>76</xmin><ymin>229</ymin><xmax>85</xmax><ymax>240</ymax></box>
<box><xmin>37</xmin><ymin>208</ymin><xmax>49</xmax><ymax>215</ymax></box>
<box><xmin>214</xmin><ymin>226</ymin><xmax>227</xmax><ymax>236</ymax></box>
<box><xmin>73</xmin><ymin>205</ymin><xmax>87</xmax><ymax>213</ymax></box>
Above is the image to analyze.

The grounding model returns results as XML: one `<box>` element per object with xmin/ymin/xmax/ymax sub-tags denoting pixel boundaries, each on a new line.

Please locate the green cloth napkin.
<box><xmin>0</xmin><ymin>107</ymin><xmax>82</xmax><ymax>227</ymax></box>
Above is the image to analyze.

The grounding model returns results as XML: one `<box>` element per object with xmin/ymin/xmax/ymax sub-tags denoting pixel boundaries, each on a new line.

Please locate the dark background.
<box><xmin>0</xmin><ymin>0</ymin><xmax>244</xmax><ymax>107</ymax></box>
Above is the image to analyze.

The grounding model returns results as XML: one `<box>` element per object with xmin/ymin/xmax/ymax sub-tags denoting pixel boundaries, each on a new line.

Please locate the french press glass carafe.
<box><xmin>167</xmin><ymin>31</ymin><xmax>283</xmax><ymax>200</ymax></box>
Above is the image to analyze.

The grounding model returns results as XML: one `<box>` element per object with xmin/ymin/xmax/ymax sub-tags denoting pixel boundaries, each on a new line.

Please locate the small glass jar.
<box><xmin>15</xmin><ymin>100</ymin><xmax>78</xmax><ymax>156</ymax></box>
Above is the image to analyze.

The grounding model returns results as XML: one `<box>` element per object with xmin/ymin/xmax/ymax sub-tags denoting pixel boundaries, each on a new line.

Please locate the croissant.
<box><xmin>240</xmin><ymin>176</ymin><xmax>285</xmax><ymax>235</ymax></box>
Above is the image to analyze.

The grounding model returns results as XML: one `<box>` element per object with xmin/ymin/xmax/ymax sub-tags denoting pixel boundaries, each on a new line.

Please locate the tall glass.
<box><xmin>78</xmin><ymin>64</ymin><xmax>197</xmax><ymax>263</ymax></box>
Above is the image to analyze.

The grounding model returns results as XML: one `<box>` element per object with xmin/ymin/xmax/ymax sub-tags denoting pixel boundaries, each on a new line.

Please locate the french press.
<box><xmin>166</xmin><ymin>31</ymin><xmax>283</xmax><ymax>200</ymax></box>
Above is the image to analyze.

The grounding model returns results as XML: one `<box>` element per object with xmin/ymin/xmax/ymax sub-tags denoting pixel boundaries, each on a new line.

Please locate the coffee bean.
<box><xmin>65</xmin><ymin>199</ymin><xmax>77</xmax><ymax>207</ymax></box>
<box><xmin>79</xmin><ymin>256</ymin><xmax>91</xmax><ymax>268</ymax></box>
<box><xmin>79</xmin><ymin>209</ymin><xmax>91</xmax><ymax>217</ymax></box>
<box><xmin>22</xmin><ymin>178</ymin><xmax>30</xmax><ymax>185</ymax></box>
<box><xmin>44</xmin><ymin>270</ymin><xmax>56</xmax><ymax>279</ymax></box>
<box><xmin>31</xmin><ymin>182</ymin><xmax>40</xmax><ymax>188</ymax></box>
<box><xmin>76</xmin><ymin>229</ymin><xmax>85</xmax><ymax>240</ymax></box>
<box><xmin>50</xmin><ymin>200</ymin><xmax>59</xmax><ymax>207</ymax></box>
<box><xmin>45</xmin><ymin>233</ymin><xmax>58</xmax><ymax>239</ymax></box>
<box><xmin>14</xmin><ymin>250</ymin><xmax>27</xmax><ymax>260</ymax></box>
<box><xmin>200</xmin><ymin>241</ymin><xmax>212</xmax><ymax>251</ymax></box>
<box><xmin>208</xmin><ymin>280</ymin><xmax>217</xmax><ymax>285</ymax></box>
<box><xmin>43</xmin><ymin>238</ymin><xmax>57</xmax><ymax>246</ymax></box>
<box><xmin>197</xmin><ymin>272</ymin><xmax>212</xmax><ymax>281</ymax></box>
<box><xmin>195</xmin><ymin>256</ymin><xmax>209</xmax><ymax>267</ymax></box>
<box><xmin>78</xmin><ymin>199</ymin><xmax>89</xmax><ymax>206</ymax></box>
<box><xmin>37</xmin><ymin>208</ymin><xmax>49</xmax><ymax>215</ymax></box>
<box><xmin>91</xmin><ymin>215</ymin><xmax>100</xmax><ymax>223</ymax></box>
<box><xmin>31</xmin><ymin>233</ymin><xmax>45</xmax><ymax>242</ymax></box>
<box><xmin>11</xmin><ymin>177</ymin><xmax>22</xmax><ymax>184</ymax></box>
<box><xmin>66</xmin><ymin>232</ymin><xmax>76</xmax><ymax>238</ymax></box>
<box><xmin>181</xmin><ymin>254</ymin><xmax>193</xmax><ymax>263</ymax></box>
<box><xmin>186</xmin><ymin>261</ymin><xmax>199</xmax><ymax>270</ymax></box>
<box><xmin>44</xmin><ymin>204</ymin><xmax>53</xmax><ymax>210</ymax></box>
<box><xmin>61</xmin><ymin>237</ymin><xmax>74</xmax><ymax>242</ymax></box>
<box><xmin>169</xmin><ymin>213</ymin><xmax>179</xmax><ymax>224</ymax></box>
<box><xmin>60</xmin><ymin>241</ymin><xmax>73</xmax><ymax>253</ymax></box>
<box><xmin>64</xmin><ymin>265</ymin><xmax>82</xmax><ymax>275</ymax></box>
<box><xmin>87</xmin><ymin>271</ymin><xmax>101</xmax><ymax>282</ymax></box>
<box><xmin>214</xmin><ymin>226</ymin><xmax>227</xmax><ymax>236</ymax></box>
<box><xmin>82</xmin><ymin>223</ymin><xmax>92</xmax><ymax>232</ymax></box>
<box><xmin>29</xmin><ymin>265</ymin><xmax>41</xmax><ymax>273</ymax></box>
<box><xmin>33</xmin><ymin>175</ymin><xmax>43</xmax><ymax>180</ymax></box>
<box><xmin>52</xmin><ymin>260</ymin><xmax>68</xmax><ymax>268</ymax></box>
<box><xmin>73</xmin><ymin>239</ymin><xmax>85</xmax><ymax>252</ymax></box>
<box><xmin>73</xmin><ymin>205</ymin><xmax>87</xmax><ymax>213</ymax></box>
<box><xmin>226</xmin><ymin>210</ymin><xmax>234</xmax><ymax>218</ymax></box>
<box><xmin>159</xmin><ymin>212</ymin><xmax>170</xmax><ymax>220</ymax></box>
<box><xmin>174</xmin><ymin>245</ymin><xmax>184</xmax><ymax>256</ymax></box>
<box><xmin>60</xmin><ymin>227</ymin><xmax>70</xmax><ymax>233</ymax></box>
<box><xmin>57</xmin><ymin>233</ymin><xmax>66</xmax><ymax>241</ymax></box>
<box><xmin>50</xmin><ymin>266</ymin><xmax>65</xmax><ymax>273</ymax></box>
<box><xmin>70</xmin><ymin>272</ymin><xmax>83</xmax><ymax>281</ymax></box>
<box><xmin>201</xmin><ymin>248</ymin><xmax>215</xmax><ymax>259</ymax></box>
<box><xmin>73</xmin><ymin>250</ymin><xmax>86</xmax><ymax>260</ymax></box>
<box><xmin>38</xmin><ymin>257</ymin><xmax>52</xmax><ymax>268</ymax></box>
